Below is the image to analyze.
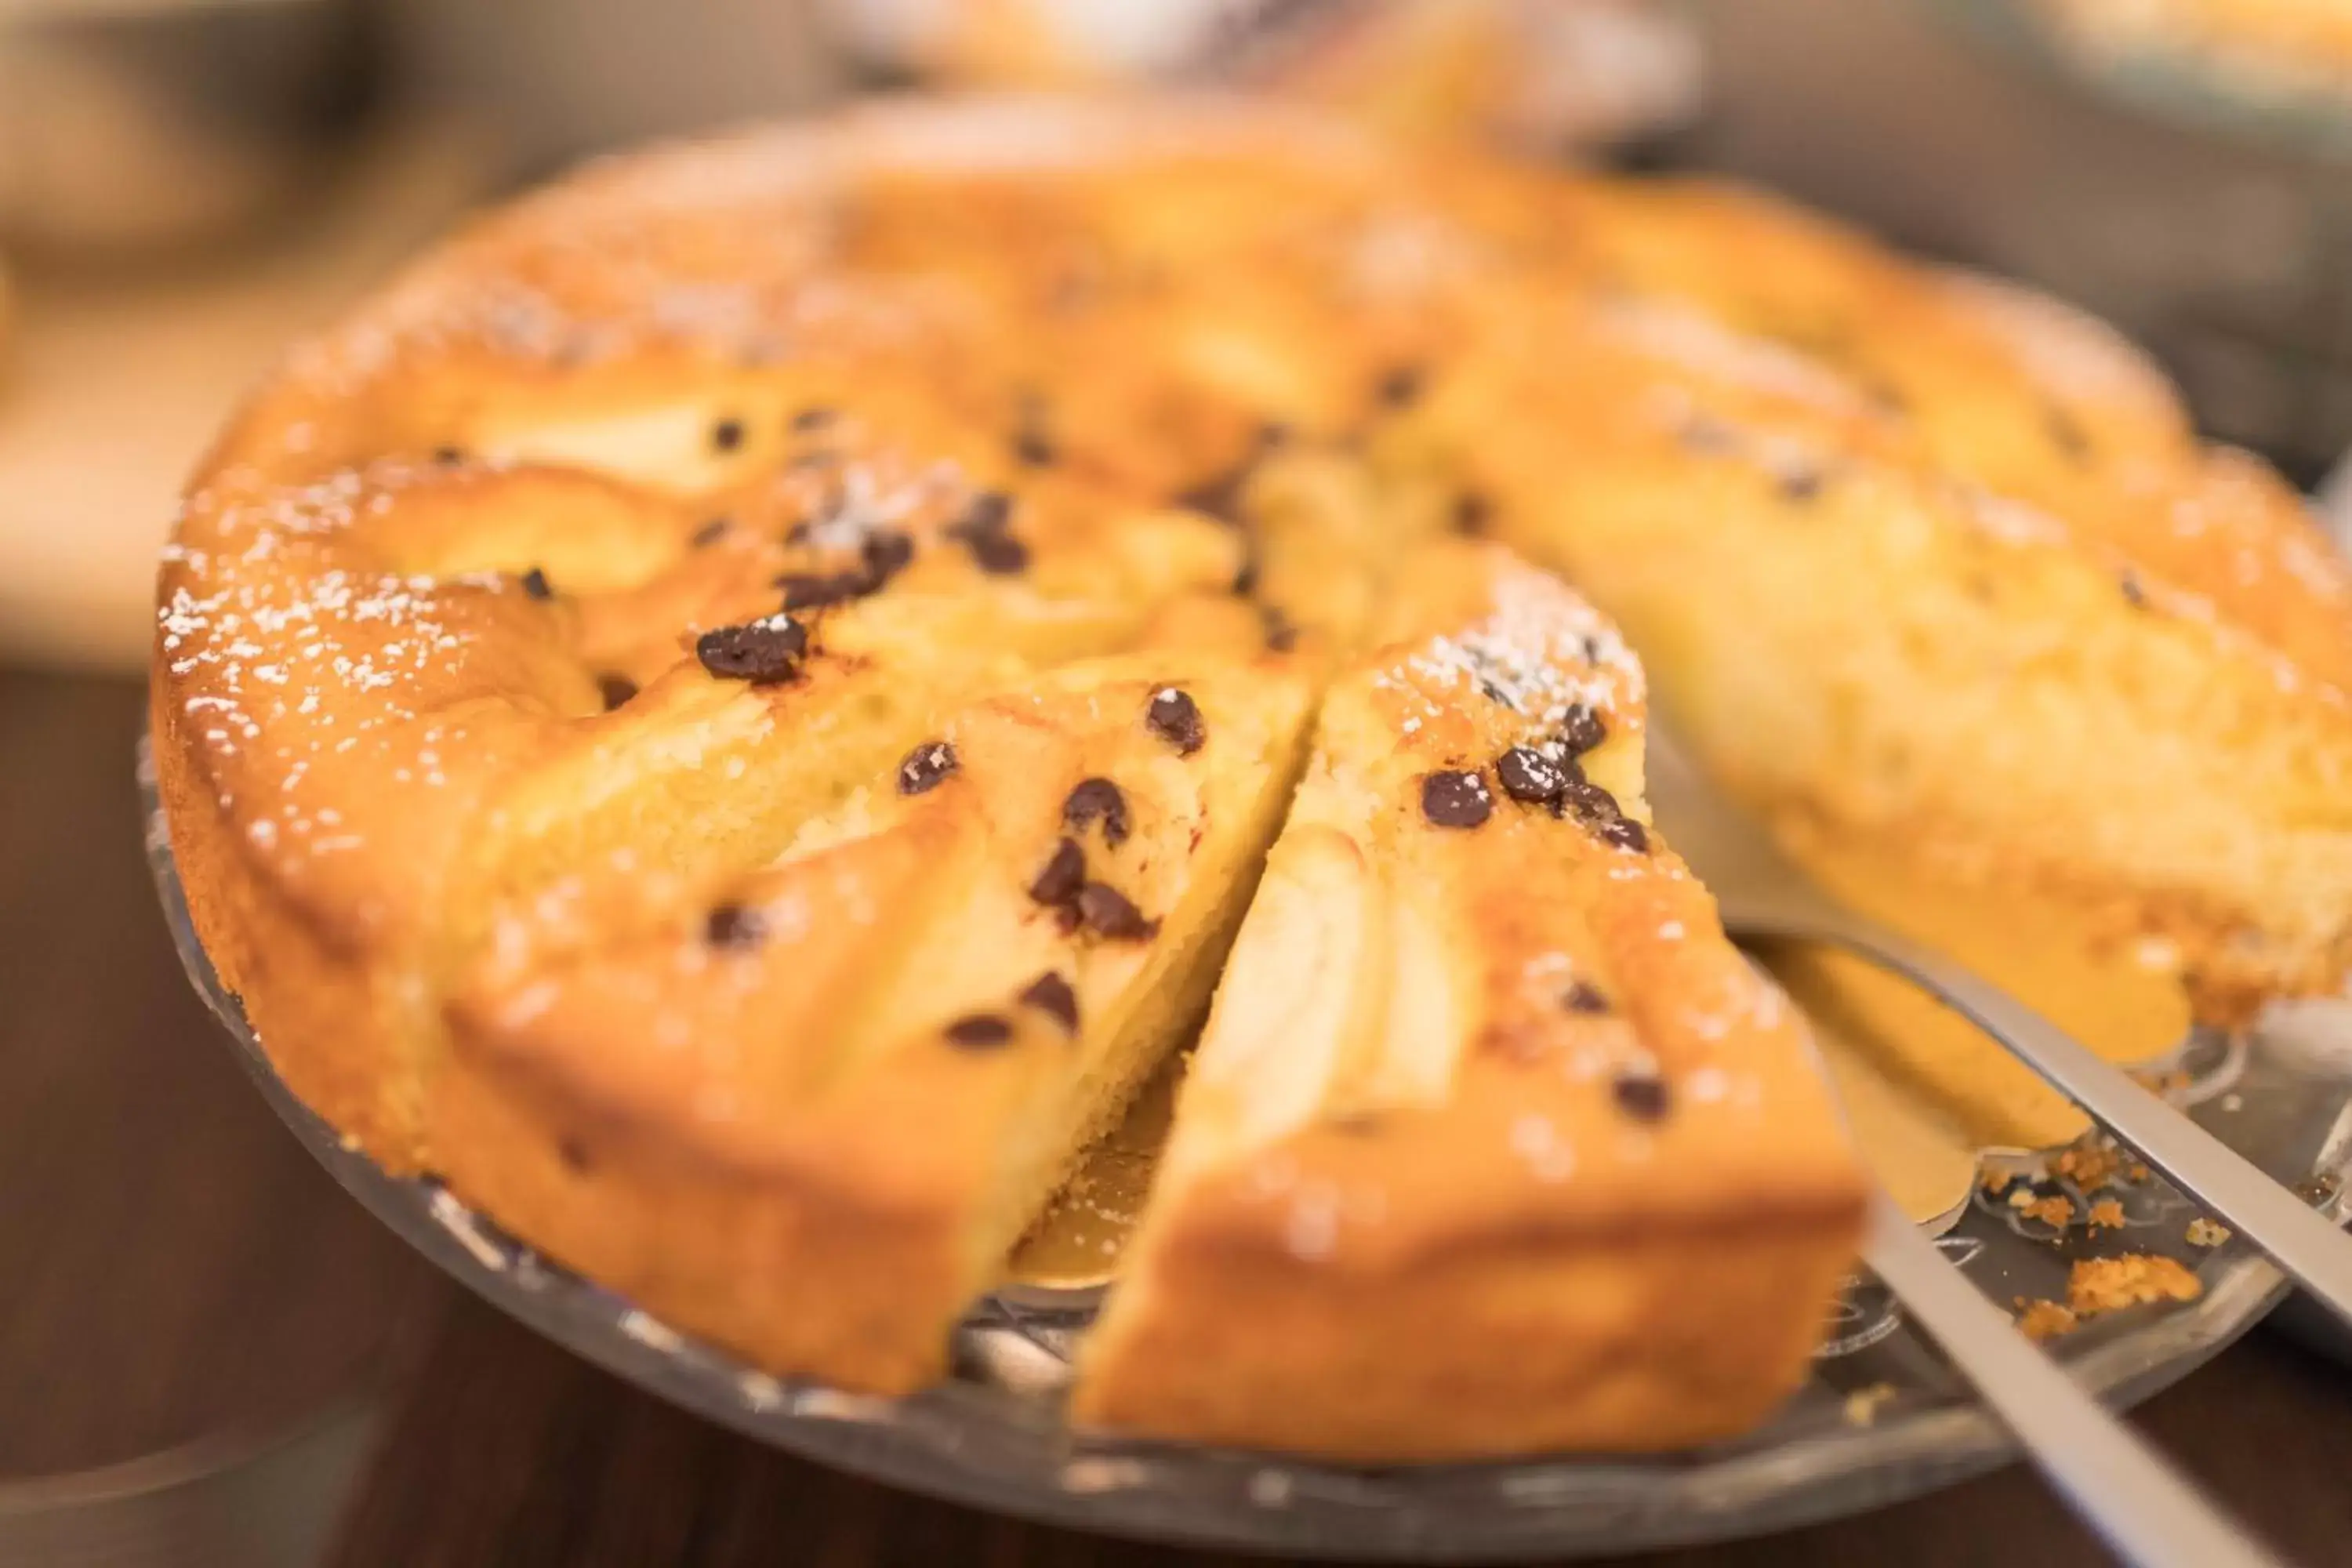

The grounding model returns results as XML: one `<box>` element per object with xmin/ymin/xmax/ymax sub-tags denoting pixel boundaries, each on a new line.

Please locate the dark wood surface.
<box><xmin>9</xmin><ymin>665</ymin><xmax>2350</xmax><ymax>1566</ymax></box>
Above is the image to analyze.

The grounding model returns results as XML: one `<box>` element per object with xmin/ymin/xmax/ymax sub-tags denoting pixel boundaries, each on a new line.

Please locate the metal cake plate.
<box><xmin>140</xmin><ymin>740</ymin><xmax>2352</xmax><ymax>1562</ymax></box>
<box><xmin>1933</xmin><ymin>0</ymin><xmax>2352</xmax><ymax>160</ymax></box>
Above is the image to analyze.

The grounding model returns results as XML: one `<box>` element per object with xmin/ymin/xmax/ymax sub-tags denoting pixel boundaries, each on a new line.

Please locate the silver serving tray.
<box><xmin>140</xmin><ymin>739</ymin><xmax>2352</xmax><ymax>1561</ymax></box>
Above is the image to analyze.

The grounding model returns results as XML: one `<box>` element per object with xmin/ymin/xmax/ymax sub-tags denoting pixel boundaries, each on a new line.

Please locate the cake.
<box><xmin>1073</xmin><ymin>539</ymin><xmax>1864</xmax><ymax>1458</ymax></box>
<box><xmin>152</xmin><ymin>96</ymin><xmax>2352</xmax><ymax>1458</ymax></box>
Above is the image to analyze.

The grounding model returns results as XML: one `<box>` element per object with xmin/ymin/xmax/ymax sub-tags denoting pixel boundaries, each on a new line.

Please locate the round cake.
<box><xmin>152</xmin><ymin>96</ymin><xmax>2352</xmax><ymax>1459</ymax></box>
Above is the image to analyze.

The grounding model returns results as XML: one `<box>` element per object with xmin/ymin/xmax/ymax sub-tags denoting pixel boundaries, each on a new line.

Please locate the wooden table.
<box><xmin>7</xmin><ymin>664</ymin><xmax>2349</xmax><ymax>1567</ymax></box>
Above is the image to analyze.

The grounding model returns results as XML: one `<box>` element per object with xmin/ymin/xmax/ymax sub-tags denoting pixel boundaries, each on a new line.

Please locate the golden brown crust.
<box><xmin>1074</xmin><ymin>543</ymin><xmax>1867</xmax><ymax>1457</ymax></box>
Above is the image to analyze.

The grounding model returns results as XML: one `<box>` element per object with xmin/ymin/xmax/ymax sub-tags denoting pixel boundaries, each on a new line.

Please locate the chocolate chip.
<box><xmin>946</xmin><ymin>1013</ymin><xmax>1015</xmax><ymax>1049</ymax></box>
<box><xmin>1612</xmin><ymin>1070</ymin><xmax>1671</xmax><ymax>1122</ymax></box>
<box><xmin>1562</xmin><ymin>982</ymin><xmax>1612</xmax><ymax>1015</ymax></box>
<box><xmin>1018</xmin><ymin>971</ymin><xmax>1080</xmax><ymax>1034</ymax></box>
<box><xmin>862</xmin><ymin>529</ymin><xmax>914</xmax><ymax>581</ymax></box>
<box><xmin>1076</xmin><ymin>882</ymin><xmax>1160</xmax><ymax>941</ymax></box>
<box><xmin>711</xmin><ymin>416</ymin><xmax>746</xmax><ymax>453</ymax></box>
<box><xmin>597</xmin><ymin>673</ymin><xmax>639</xmax><ymax>710</ymax></box>
<box><xmin>1145</xmin><ymin>688</ymin><xmax>1205</xmax><ymax>755</ymax></box>
<box><xmin>951</xmin><ymin>491</ymin><xmax>1014</xmax><ymax>538</ymax></box>
<box><xmin>695</xmin><ymin>615</ymin><xmax>808</xmax><ymax>684</ymax></box>
<box><xmin>1453</xmin><ymin>492</ymin><xmax>1492</xmax><ymax>535</ymax></box>
<box><xmin>1062</xmin><ymin>778</ymin><xmax>1131</xmax><ymax>847</ymax></box>
<box><xmin>1014</xmin><ymin>428</ymin><xmax>1058</xmax><ymax>467</ymax></box>
<box><xmin>776</xmin><ymin>572</ymin><xmax>866</xmax><ymax>611</ymax></box>
<box><xmin>791</xmin><ymin>406</ymin><xmax>839</xmax><ymax>434</ymax></box>
<box><xmin>2047</xmin><ymin>405</ymin><xmax>2090</xmax><ymax>461</ymax></box>
<box><xmin>705</xmin><ymin>902</ymin><xmax>763</xmax><ymax>947</ymax></box>
<box><xmin>1261</xmin><ymin>606</ymin><xmax>1299</xmax><ymax>652</ymax></box>
<box><xmin>1231</xmin><ymin>550</ymin><xmax>1259</xmax><ymax>597</ymax></box>
<box><xmin>1029</xmin><ymin>837</ymin><xmax>1087</xmax><ymax>907</ymax></box>
<box><xmin>1777</xmin><ymin>467</ymin><xmax>1824</xmax><ymax>503</ymax></box>
<box><xmin>1375</xmin><ymin>365</ymin><xmax>1427</xmax><ymax>409</ymax></box>
<box><xmin>968</xmin><ymin>532</ymin><xmax>1030</xmax><ymax>575</ymax></box>
<box><xmin>520</xmin><ymin>567</ymin><xmax>554</xmax><ymax>601</ymax></box>
<box><xmin>1555</xmin><ymin>773</ymin><xmax>1616</xmax><ymax>818</ymax></box>
<box><xmin>1599</xmin><ymin>816</ymin><xmax>1650</xmax><ymax>853</ymax></box>
<box><xmin>431</xmin><ymin>444</ymin><xmax>466</xmax><ymax>466</ymax></box>
<box><xmin>691</xmin><ymin>517</ymin><xmax>731</xmax><ymax>547</ymax></box>
<box><xmin>557</xmin><ymin>1138</ymin><xmax>593</xmax><ymax>1173</ymax></box>
<box><xmin>897</xmin><ymin>741</ymin><xmax>958</xmax><ymax>796</ymax></box>
<box><xmin>1496</xmin><ymin>746</ymin><xmax>1567</xmax><ymax>804</ymax></box>
<box><xmin>2120</xmin><ymin>572</ymin><xmax>2147</xmax><ymax>609</ymax></box>
<box><xmin>1558</xmin><ymin>704</ymin><xmax>1607</xmax><ymax>757</ymax></box>
<box><xmin>1421</xmin><ymin>770</ymin><xmax>1493</xmax><ymax>829</ymax></box>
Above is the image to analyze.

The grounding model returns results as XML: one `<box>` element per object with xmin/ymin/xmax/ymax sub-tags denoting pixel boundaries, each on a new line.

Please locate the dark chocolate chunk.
<box><xmin>711</xmin><ymin>416</ymin><xmax>746</xmax><ymax>453</ymax></box>
<box><xmin>2120</xmin><ymin>572</ymin><xmax>2147</xmax><ymax>609</ymax></box>
<box><xmin>1561</xmin><ymin>981</ymin><xmax>1612</xmax><ymax>1015</ymax></box>
<box><xmin>946</xmin><ymin>1013</ymin><xmax>1015</xmax><ymax>1049</ymax></box>
<box><xmin>556</xmin><ymin>1138</ymin><xmax>593</xmax><ymax>1174</ymax></box>
<box><xmin>861</xmin><ymin>528</ymin><xmax>914</xmax><ymax>581</ymax></box>
<box><xmin>1062</xmin><ymin>777</ymin><xmax>1131</xmax><ymax>847</ymax></box>
<box><xmin>1420</xmin><ymin>769</ymin><xmax>1493</xmax><ymax>829</ymax></box>
<box><xmin>968</xmin><ymin>531</ymin><xmax>1030</xmax><ymax>575</ymax></box>
<box><xmin>1611</xmin><ymin>1070</ymin><xmax>1671</xmax><ymax>1122</ymax></box>
<box><xmin>597</xmin><ymin>673</ymin><xmax>639</xmax><ymax>710</ymax></box>
<box><xmin>1018</xmin><ymin>971</ymin><xmax>1080</xmax><ymax>1035</ymax></box>
<box><xmin>776</xmin><ymin>572</ymin><xmax>864</xmax><ymax>612</ymax></box>
<box><xmin>1558</xmin><ymin>703</ymin><xmax>1607</xmax><ymax>757</ymax></box>
<box><xmin>791</xmin><ymin>406</ymin><xmax>839</xmax><ymax>434</ymax></box>
<box><xmin>1777</xmin><ymin>467</ymin><xmax>1824</xmax><ymax>503</ymax></box>
<box><xmin>2047</xmin><ymin>405</ymin><xmax>2090</xmax><ymax>461</ymax></box>
<box><xmin>896</xmin><ymin>741</ymin><xmax>958</xmax><ymax>796</ymax></box>
<box><xmin>951</xmin><ymin>491</ymin><xmax>1014</xmax><ymax>539</ymax></box>
<box><xmin>1261</xmin><ymin>606</ymin><xmax>1300</xmax><ymax>652</ymax></box>
<box><xmin>1029</xmin><ymin>837</ymin><xmax>1087</xmax><ymax>907</ymax></box>
<box><xmin>1231</xmin><ymin>550</ymin><xmax>1260</xmax><ymax>597</ymax></box>
<box><xmin>1375</xmin><ymin>364</ymin><xmax>1427</xmax><ymax>409</ymax></box>
<box><xmin>1145</xmin><ymin>688</ymin><xmax>1205</xmax><ymax>755</ymax></box>
<box><xmin>1453</xmin><ymin>491</ymin><xmax>1492</xmax><ymax>535</ymax></box>
<box><xmin>691</xmin><ymin>517</ymin><xmax>731</xmax><ymax>547</ymax></box>
<box><xmin>431</xmin><ymin>444</ymin><xmax>466</xmax><ymax>467</ymax></box>
<box><xmin>1598</xmin><ymin>815</ymin><xmax>1650</xmax><ymax>854</ymax></box>
<box><xmin>1555</xmin><ymin>773</ymin><xmax>1617</xmax><ymax>820</ymax></box>
<box><xmin>1014</xmin><ymin>428</ymin><xmax>1058</xmax><ymax>467</ymax></box>
<box><xmin>705</xmin><ymin>902</ymin><xmax>764</xmax><ymax>948</ymax></box>
<box><xmin>695</xmin><ymin>615</ymin><xmax>808</xmax><ymax>684</ymax></box>
<box><xmin>1076</xmin><ymin>882</ymin><xmax>1160</xmax><ymax>941</ymax></box>
<box><xmin>1495</xmin><ymin>745</ymin><xmax>1567</xmax><ymax>804</ymax></box>
<box><xmin>520</xmin><ymin>567</ymin><xmax>554</xmax><ymax>601</ymax></box>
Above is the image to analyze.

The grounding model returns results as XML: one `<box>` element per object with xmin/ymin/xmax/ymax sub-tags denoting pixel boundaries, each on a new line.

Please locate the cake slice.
<box><xmin>438</xmin><ymin>650</ymin><xmax>1315</xmax><ymax>1391</ymax></box>
<box><xmin>1074</xmin><ymin>541</ymin><xmax>1868</xmax><ymax>1459</ymax></box>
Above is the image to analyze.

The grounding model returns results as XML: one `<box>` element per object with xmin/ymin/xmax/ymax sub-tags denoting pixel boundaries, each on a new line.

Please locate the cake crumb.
<box><xmin>2068</xmin><ymin>1254</ymin><xmax>2202</xmax><ymax>1316</ymax></box>
<box><xmin>2087</xmin><ymin>1199</ymin><xmax>2125</xmax><ymax>1230</ymax></box>
<box><xmin>2011</xmin><ymin>1189</ymin><xmax>2074</xmax><ymax>1228</ymax></box>
<box><xmin>1842</xmin><ymin>1381</ymin><xmax>1896</xmax><ymax>1427</ymax></box>
<box><xmin>2186</xmin><ymin>1218</ymin><xmax>2232</xmax><ymax>1248</ymax></box>
<box><xmin>2054</xmin><ymin>1141</ymin><xmax>2120</xmax><ymax>1189</ymax></box>
<box><xmin>2015</xmin><ymin>1298</ymin><xmax>2079</xmax><ymax>1341</ymax></box>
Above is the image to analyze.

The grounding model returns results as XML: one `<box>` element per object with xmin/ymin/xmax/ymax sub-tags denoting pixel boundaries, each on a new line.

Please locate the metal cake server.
<box><xmin>1642</xmin><ymin>730</ymin><xmax>2352</xmax><ymax>1331</ymax></box>
<box><xmin>1640</xmin><ymin>730</ymin><xmax>2343</xmax><ymax>1568</ymax></box>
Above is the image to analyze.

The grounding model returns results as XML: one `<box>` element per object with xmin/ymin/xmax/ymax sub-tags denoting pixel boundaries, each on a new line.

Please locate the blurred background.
<box><xmin>5</xmin><ymin>2</ymin><xmax>2352</xmax><ymax>1564</ymax></box>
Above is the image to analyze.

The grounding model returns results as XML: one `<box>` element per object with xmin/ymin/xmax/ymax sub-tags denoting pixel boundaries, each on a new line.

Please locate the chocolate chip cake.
<box><xmin>152</xmin><ymin>96</ymin><xmax>2352</xmax><ymax>1458</ymax></box>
